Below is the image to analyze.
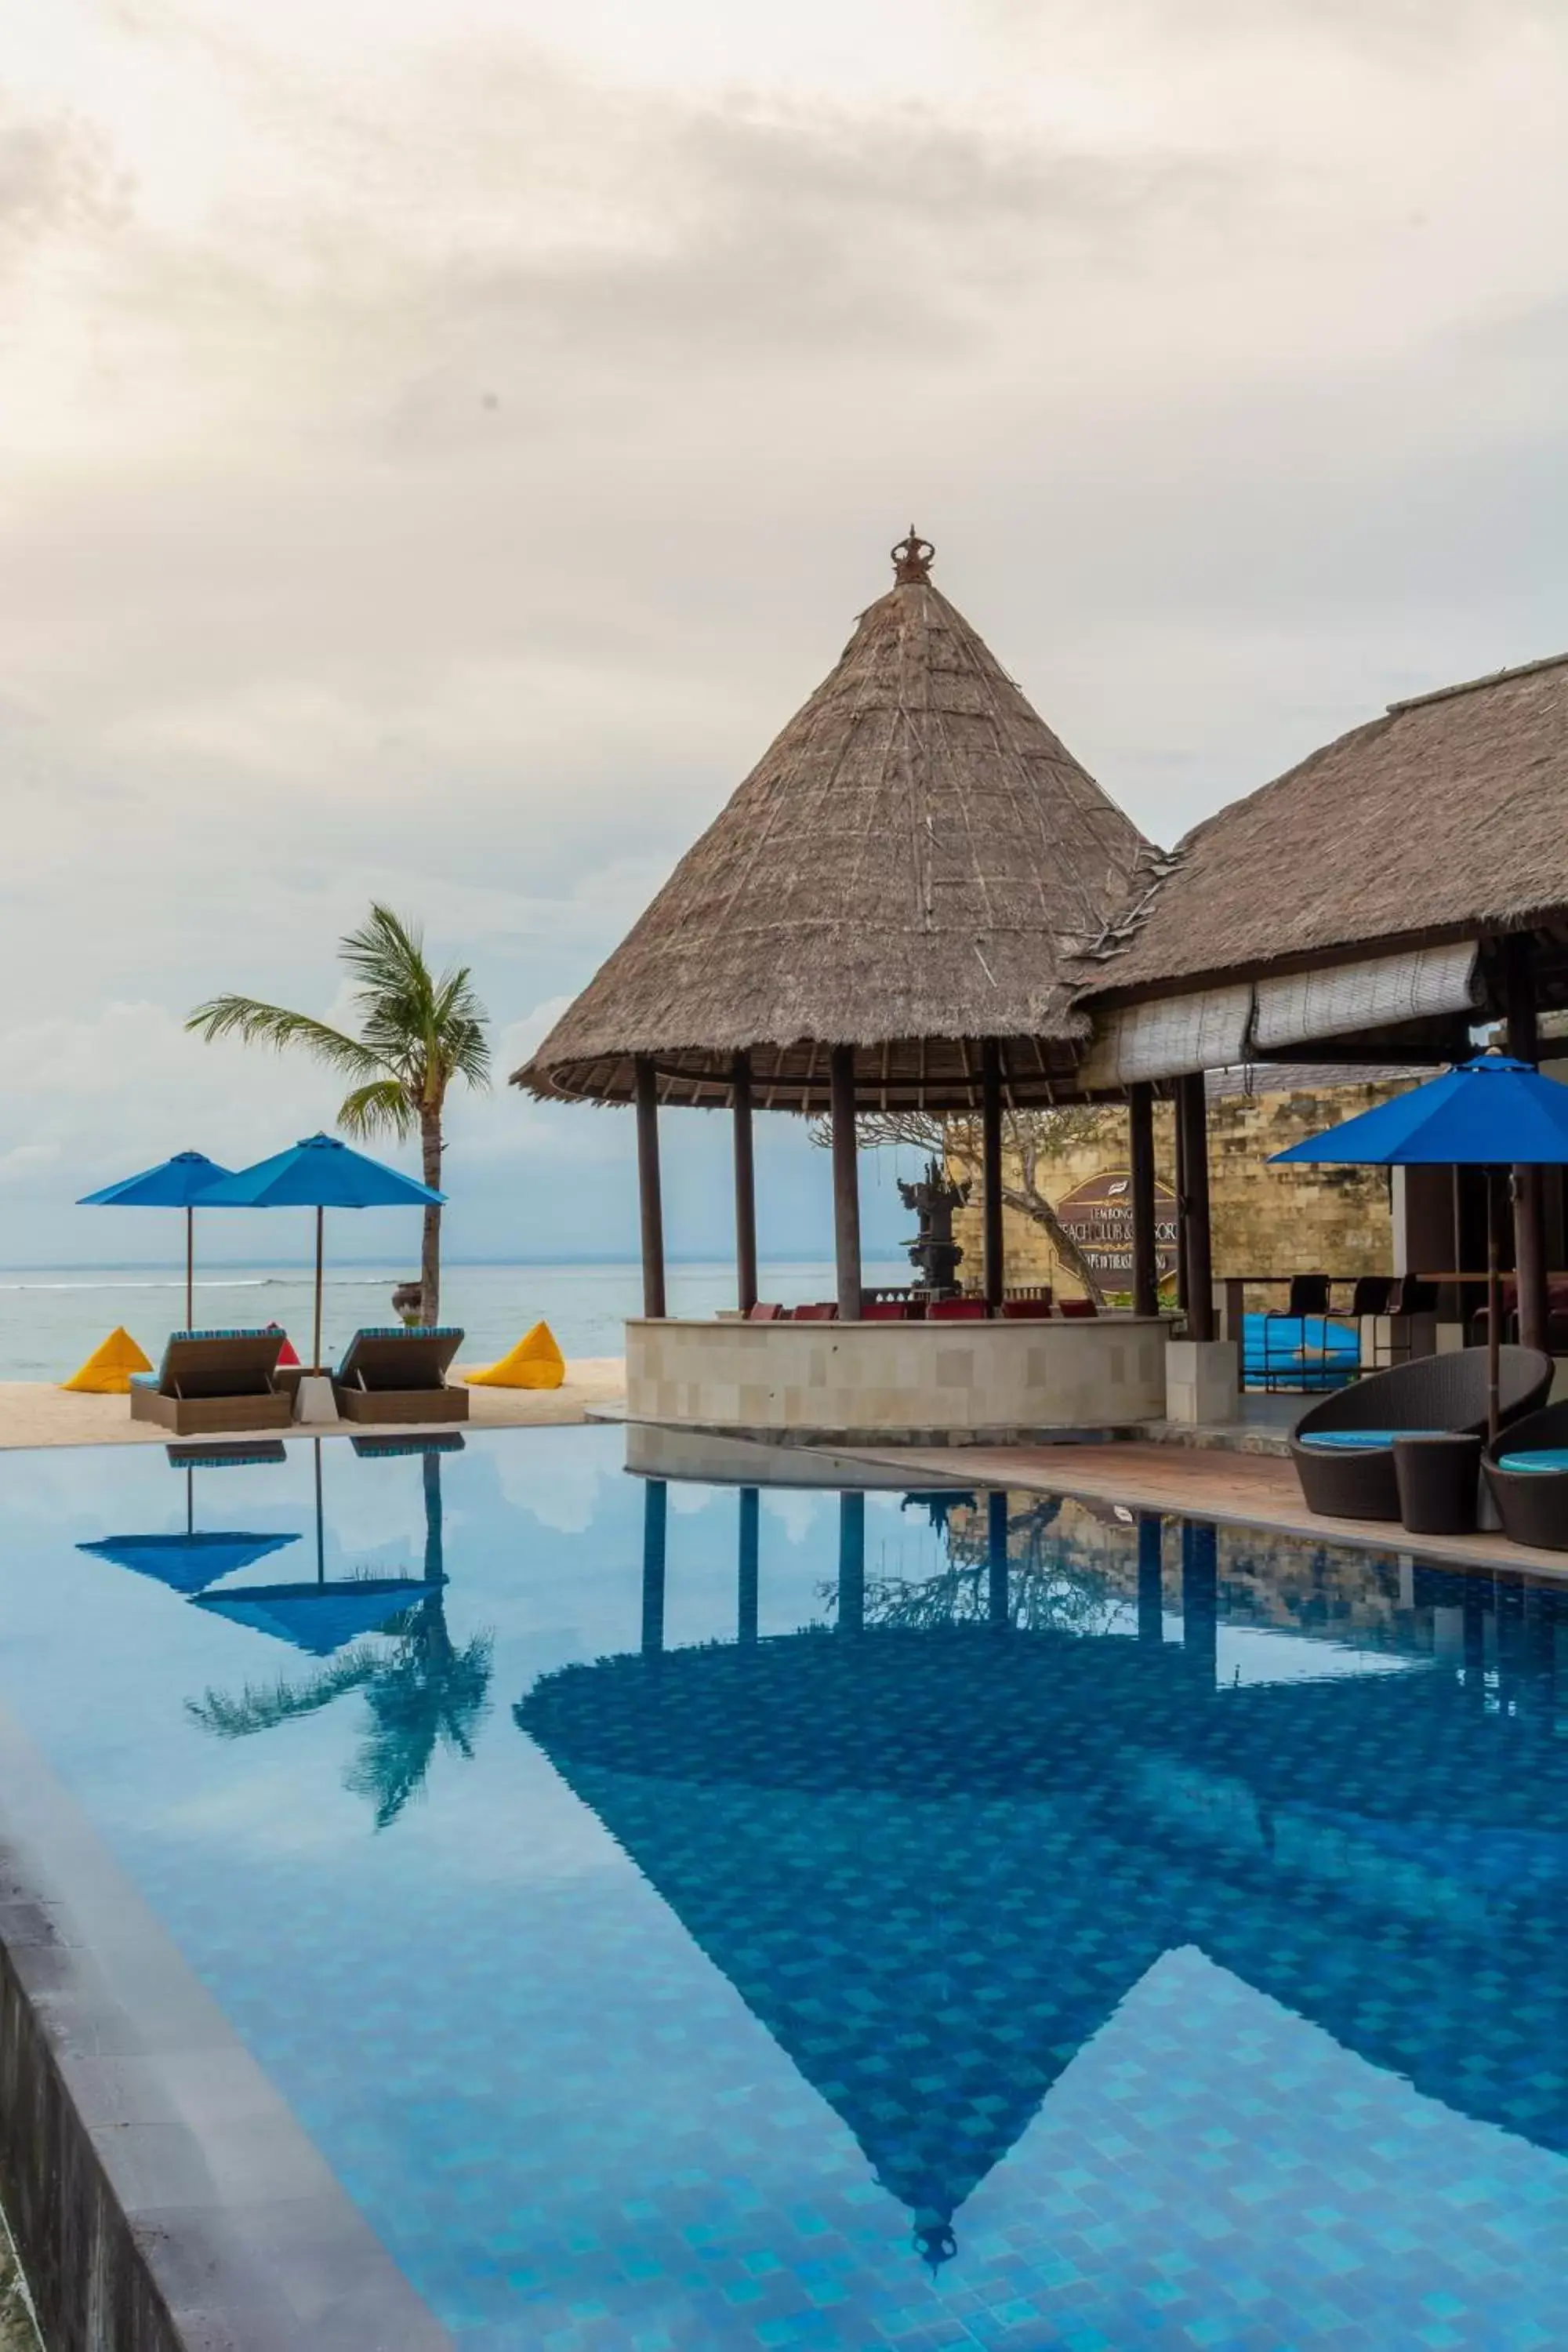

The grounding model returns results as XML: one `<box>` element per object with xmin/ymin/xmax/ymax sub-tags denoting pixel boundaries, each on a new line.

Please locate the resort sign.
<box><xmin>1054</xmin><ymin>1168</ymin><xmax>1178</xmax><ymax>1280</ymax></box>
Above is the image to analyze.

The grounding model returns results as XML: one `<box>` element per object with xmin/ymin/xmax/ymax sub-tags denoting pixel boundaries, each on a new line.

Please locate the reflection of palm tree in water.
<box><xmin>187</xmin><ymin>1446</ymin><xmax>492</xmax><ymax>1828</ymax></box>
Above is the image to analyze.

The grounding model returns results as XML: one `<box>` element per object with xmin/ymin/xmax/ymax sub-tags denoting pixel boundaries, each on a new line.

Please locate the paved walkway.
<box><xmin>846</xmin><ymin>1437</ymin><xmax>1568</xmax><ymax>1582</ymax></box>
<box><xmin>0</xmin><ymin>1363</ymin><xmax>626</xmax><ymax>1450</ymax></box>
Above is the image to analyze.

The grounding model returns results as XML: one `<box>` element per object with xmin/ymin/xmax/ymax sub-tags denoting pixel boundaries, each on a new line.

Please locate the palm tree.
<box><xmin>187</xmin><ymin>905</ymin><xmax>490</xmax><ymax>1325</ymax></box>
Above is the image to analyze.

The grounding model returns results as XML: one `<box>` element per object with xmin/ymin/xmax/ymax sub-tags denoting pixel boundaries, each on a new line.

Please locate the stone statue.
<box><xmin>898</xmin><ymin>1156</ymin><xmax>970</xmax><ymax>1296</ymax></box>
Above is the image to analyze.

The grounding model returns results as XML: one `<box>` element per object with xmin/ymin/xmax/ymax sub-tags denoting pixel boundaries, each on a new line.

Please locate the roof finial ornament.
<box><xmin>891</xmin><ymin>526</ymin><xmax>935</xmax><ymax>585</ymax></box>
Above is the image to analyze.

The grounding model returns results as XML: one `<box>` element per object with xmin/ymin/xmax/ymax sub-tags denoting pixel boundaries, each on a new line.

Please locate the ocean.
<box><xmin>0</xmin><ymin>1260</ymin><xmax>912</xmax><ymax>1383</ymax></box>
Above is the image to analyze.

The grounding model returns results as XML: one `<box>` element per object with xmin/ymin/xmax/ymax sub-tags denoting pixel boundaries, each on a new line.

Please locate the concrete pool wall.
<box><xmin>0</xmin><ymin>1702</ymin><xmax>450</xmax><ymax>2352</ymax></box>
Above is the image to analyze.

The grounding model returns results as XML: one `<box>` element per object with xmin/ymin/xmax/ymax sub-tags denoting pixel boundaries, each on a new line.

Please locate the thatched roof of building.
<box><xmin>1080</xmin><ymin>650</ymin><xmax>1568</xmax><ymax>1007</ymax></box>
<box><xmin>515</xmin><ymin>533</ymin><xmax>1151</xmax><ymax>1111</ymax></box>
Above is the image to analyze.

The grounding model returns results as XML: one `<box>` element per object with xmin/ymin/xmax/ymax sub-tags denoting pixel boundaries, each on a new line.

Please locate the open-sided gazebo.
<box><xmin>514</xmin><ymin>533</ymin><xmax>1173</xmax><ymax>1434</ymax></box>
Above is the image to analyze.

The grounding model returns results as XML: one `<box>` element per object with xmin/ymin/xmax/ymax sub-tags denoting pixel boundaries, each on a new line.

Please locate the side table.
<box><xmin>1393</xmin><ymin>1433</ymin><xmax>1483</xmax><ymax>1537</ymax></box>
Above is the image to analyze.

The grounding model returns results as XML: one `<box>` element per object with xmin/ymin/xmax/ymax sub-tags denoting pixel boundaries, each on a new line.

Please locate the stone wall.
<box><xmin>949</xmin><ymin>1083</ymin><xmax>1399</xmax><ymax>1301</ymax></box>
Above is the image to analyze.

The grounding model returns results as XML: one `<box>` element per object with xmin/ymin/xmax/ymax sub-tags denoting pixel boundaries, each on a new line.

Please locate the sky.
<box><xmin>5</xmin><ymin>0</ymin><xmax>1568</xmax><ymax>1268</ymax></box>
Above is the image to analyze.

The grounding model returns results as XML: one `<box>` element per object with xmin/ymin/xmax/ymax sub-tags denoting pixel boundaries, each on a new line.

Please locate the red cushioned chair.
<box><xmin>928</xmin><ymin>1299</ymin><xmax>989</xmax><ymax>1321</ymax></box>
<box><xmin>790</xmin><ymin>1302</ymin><xmax>839</xmax><ymax>1321</ymax></box>
<box><xmin>1058</xmin><ymin>1298</ymin><xmax>1099</xmax><ymax>1319</ymax></box>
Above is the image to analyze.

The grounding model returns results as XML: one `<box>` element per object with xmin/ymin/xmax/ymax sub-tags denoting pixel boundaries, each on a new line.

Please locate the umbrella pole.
<box><xmin>313</xmin><ymin>1206</ymin><xmax>324</xmax><ymax>1372</ymax></box>
<box><xmin>186</xmin><ymin>1205</ymin><xmax>194</xmax><ymax>1330</ymax></box>
<box><xmin>1486</xmin><ymin>1165</ymin><xmax>1503</xmax><ymax>1447</ymax></box>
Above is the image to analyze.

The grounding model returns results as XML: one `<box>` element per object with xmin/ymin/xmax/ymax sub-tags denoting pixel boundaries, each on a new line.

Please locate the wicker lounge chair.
<box><xmin>1483</xmin><ymin>1401</ymin><xmax>1568</xmax><ymax>1549</ymax></box>
<box><xmin>129</xmin><ymin>1329</ymin><xmax>293</xmax><ymax>1437</ymax></box>
<box><xmin>1290</xmin><ymin>1345</ymin><xmax>1552</xmax><ymax>1521</ymax></box>
<box><xmin>330</xmin><ymin>1327</ymin><xmax>469</xmax><ymax>1425</ymax></box>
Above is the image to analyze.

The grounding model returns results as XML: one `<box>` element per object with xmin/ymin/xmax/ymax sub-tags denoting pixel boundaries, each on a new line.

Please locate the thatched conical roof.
<box><xmin>515</xmin><ymin>533</ymin><xmax>1150</xmax><ymax>1111</ymax></box>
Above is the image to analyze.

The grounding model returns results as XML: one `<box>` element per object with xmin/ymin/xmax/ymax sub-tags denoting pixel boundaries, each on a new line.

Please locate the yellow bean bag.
<box><xmin>62</xmin><ymin>1326</ymin><xmax>154</xmax><ymax>1394</ymax></box>
<box><xmin>467</xmin><ymin>1320</ymin><xmax>566</xmax><ymax>1389</ymax></box>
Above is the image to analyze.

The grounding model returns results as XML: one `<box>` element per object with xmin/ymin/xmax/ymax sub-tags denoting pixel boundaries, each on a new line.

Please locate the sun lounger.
<box><xmin>330</xmin><ymin>1327</ymin><xmax>469</xmax><ymax>1425</ymax></box>
<box><xmin>129</xmin><ymin>1329</ymin><xmax>292</xmax><ymax>1437</ymax></box>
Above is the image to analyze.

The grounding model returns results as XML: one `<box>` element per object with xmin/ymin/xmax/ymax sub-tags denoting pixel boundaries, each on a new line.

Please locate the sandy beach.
<box><xmin>0</xmin><ymin>1361</ymin><xmax>626</xmax><ymax>1450</ymax></box>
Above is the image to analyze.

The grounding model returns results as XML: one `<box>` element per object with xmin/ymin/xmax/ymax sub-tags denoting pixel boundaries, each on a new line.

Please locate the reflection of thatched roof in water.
<box><xmin>514</xmin><ymin>536</ymin><xmax>1149</xmax><ymax>1112</ymax></box>
<box><xmin>520</xmin><ymin>1626</ymin><xmax>1568</xmax><ymax>2257</ymax></box>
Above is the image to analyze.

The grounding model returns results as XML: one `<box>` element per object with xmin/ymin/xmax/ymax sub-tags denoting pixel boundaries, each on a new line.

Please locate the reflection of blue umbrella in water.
<box><xmin>78</xmin><ymin>1436</ymin><xmax>296</xmax><ymax>1595</ymax></box>
<box><xmin>77</xmin><ymin>1149</ymin><xmax>234</xmax><ymax>1329</ymax></box>
<box><xmin>191</xmin><ymin>1440</ymin><xmax>437</xmax><ymax>1655</ymax></box>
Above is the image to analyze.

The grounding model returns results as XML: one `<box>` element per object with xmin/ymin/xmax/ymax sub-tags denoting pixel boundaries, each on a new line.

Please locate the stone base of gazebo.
<box><xmin>626</xmin><ymin>1314</ymin><xmax>1171</xmax><ymax>1441</ymax></box>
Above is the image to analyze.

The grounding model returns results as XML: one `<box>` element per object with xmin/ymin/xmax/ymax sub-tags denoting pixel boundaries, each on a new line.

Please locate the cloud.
<box><xmin>0</xmin><ymin>105</ymin><xmax>125</xmax><ymax>266</ymax></box>
<box><xmin>2</xmin><ymin>0</ymin><xmax>1567</xmax><ymax>1266</ymax></box>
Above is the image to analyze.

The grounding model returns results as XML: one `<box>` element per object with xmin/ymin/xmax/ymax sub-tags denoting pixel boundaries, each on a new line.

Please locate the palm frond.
<box><xmin>185</xmin><ymin>997</ymin><xmax>387</xmax><ymax>1081</ymax></box>
<box><xmin>337</xmin><ymin>1077</ymin><xmax>417</xmax><ymax>1142</ymax></box>
<box><xmin>185</xmin><ymin>1647</ymin><xmax>380</xmax><ymax>1737</ymax></box>
<box><xmin>341</xmin><ymin>906</ymin><xmax>434</xmax><ymax>1024</ymax></box>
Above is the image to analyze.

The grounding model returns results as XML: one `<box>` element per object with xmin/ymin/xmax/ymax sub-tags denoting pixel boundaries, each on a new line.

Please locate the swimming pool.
<box><xmin>2</xmin><ymin>1425</ymin><xmax>1566</xmax><ymax>2348</ymax></box>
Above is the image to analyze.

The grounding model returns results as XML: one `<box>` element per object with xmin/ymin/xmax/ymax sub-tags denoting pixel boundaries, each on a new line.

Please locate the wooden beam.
<box><xmin>829</xmin><ymin>1045</ymin><xmax>863</xmax><ymax>1320</ymax></box>
<box><xmin>981</xmin><ymin>1037</ymin><xmax>1004</xmax><ymax>1312</ymax></box>
<box><xmin>731</xmin><ymin>1049</ymin><xmax>758</xmax><ymax>1315</ymax></box>
<box><xmin>1504</xmin><ymin>934</ymin><xmax>1549</xmax><ymax>1355</ymax></box>
<box><xmin>1177</xmin><ymin>1072</ymin><xmax>1214</xmax><ymax>1341</ymax></box>
<box><xmin>633</xmin><ymin>1054</ymin><xmax>666</xmax><ymax>1319</ymax></box>
<box><xmin>1128</xmin><ymin>1081</ymin><xmax>1159</xmax><ymax>1319</ymax></box>
<box><xmin>1173</xmin><ymin>1083</ymin><xmax>1189</xmax><ymax>1312</ymax></box>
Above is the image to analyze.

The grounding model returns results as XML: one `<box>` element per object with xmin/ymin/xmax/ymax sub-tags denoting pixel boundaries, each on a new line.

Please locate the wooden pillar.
<box><xmin>732</xmin><ymin>1051</ymin><xmax>758</xmax><ymax>1316</ymax></box>
<box><xmin>1173</xmin><ymin>1087</ymin><xmax>1189</xmax><ymax>1312</ymax></box>
<box><xmin>1504</xmin><ymin>935</ymin><xmax>1548</xmax><ymax>1355</ymax></box>
<box><xmin>1177</xmin><ymin>1073</ymin><xmax>1214</xmax><ymax>1341</ymax></box>
<box><xmin>981</xmin><ymin>1039</ymin><xmax>1004</xmax><ymax>1312</ymax></box>
<box><xmin>633</xmin><ymin>1055</ymin><xmax>666</xmax><ymax>1320</ymax></box>
<box><xmin>987</xmin><ymin>1488</ymin><xmax>1009</xmax><ymax>1627</ymax></box>
<box><xmin>1128</xmin><ymin>1083</ymin><xmax>1158</xmax><ymax>1318</ymax></box>
<box><xmin>829</xmin><ymin>1045</ymin><xmax>862</xmax><ymax>1321</ymax></box>
<box><xmin>738</xmin><ymin>1486</ymin><xmax>759</xmax><ymax>1645</ymax></box>
<box><xmin>641</xmin><ymin>1479</ymin><xmax>667</xmax><ymax>1657</ymax></box>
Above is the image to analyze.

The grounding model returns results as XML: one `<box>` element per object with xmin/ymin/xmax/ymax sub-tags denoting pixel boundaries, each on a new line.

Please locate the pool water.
<box><xmin>2</xmin><ymin>1427</ymin><xmax>1566</xmax><ymax>2349</ymax></box>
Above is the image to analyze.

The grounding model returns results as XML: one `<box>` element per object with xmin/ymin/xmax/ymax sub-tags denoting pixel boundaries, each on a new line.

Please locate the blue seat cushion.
<box><xmin>1497</xmin><ymin>1447</ymin><xmax>1568</xmax><ymax>1475</ymax></box>
<box><xmin>1299</xmin><ymin>1428</ymin><xmax>1444</xmax><ymax>1451</ymax></box>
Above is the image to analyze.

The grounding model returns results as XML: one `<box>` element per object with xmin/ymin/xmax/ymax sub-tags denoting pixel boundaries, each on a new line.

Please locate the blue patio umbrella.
<box><xmin>78</xmin><ymin>1149</ymin><xmax>233</xmax><ymax>1327</ymax></box>
<box><xmin>200</xmin><ymin>1134</ymin><xmax>444</xmax><ymax>1369</ymax></box>
<box><xmin>1272</xmin><ymin>1052</ymin><xmax>1568</xmax><ymax>1436</ymax></box>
